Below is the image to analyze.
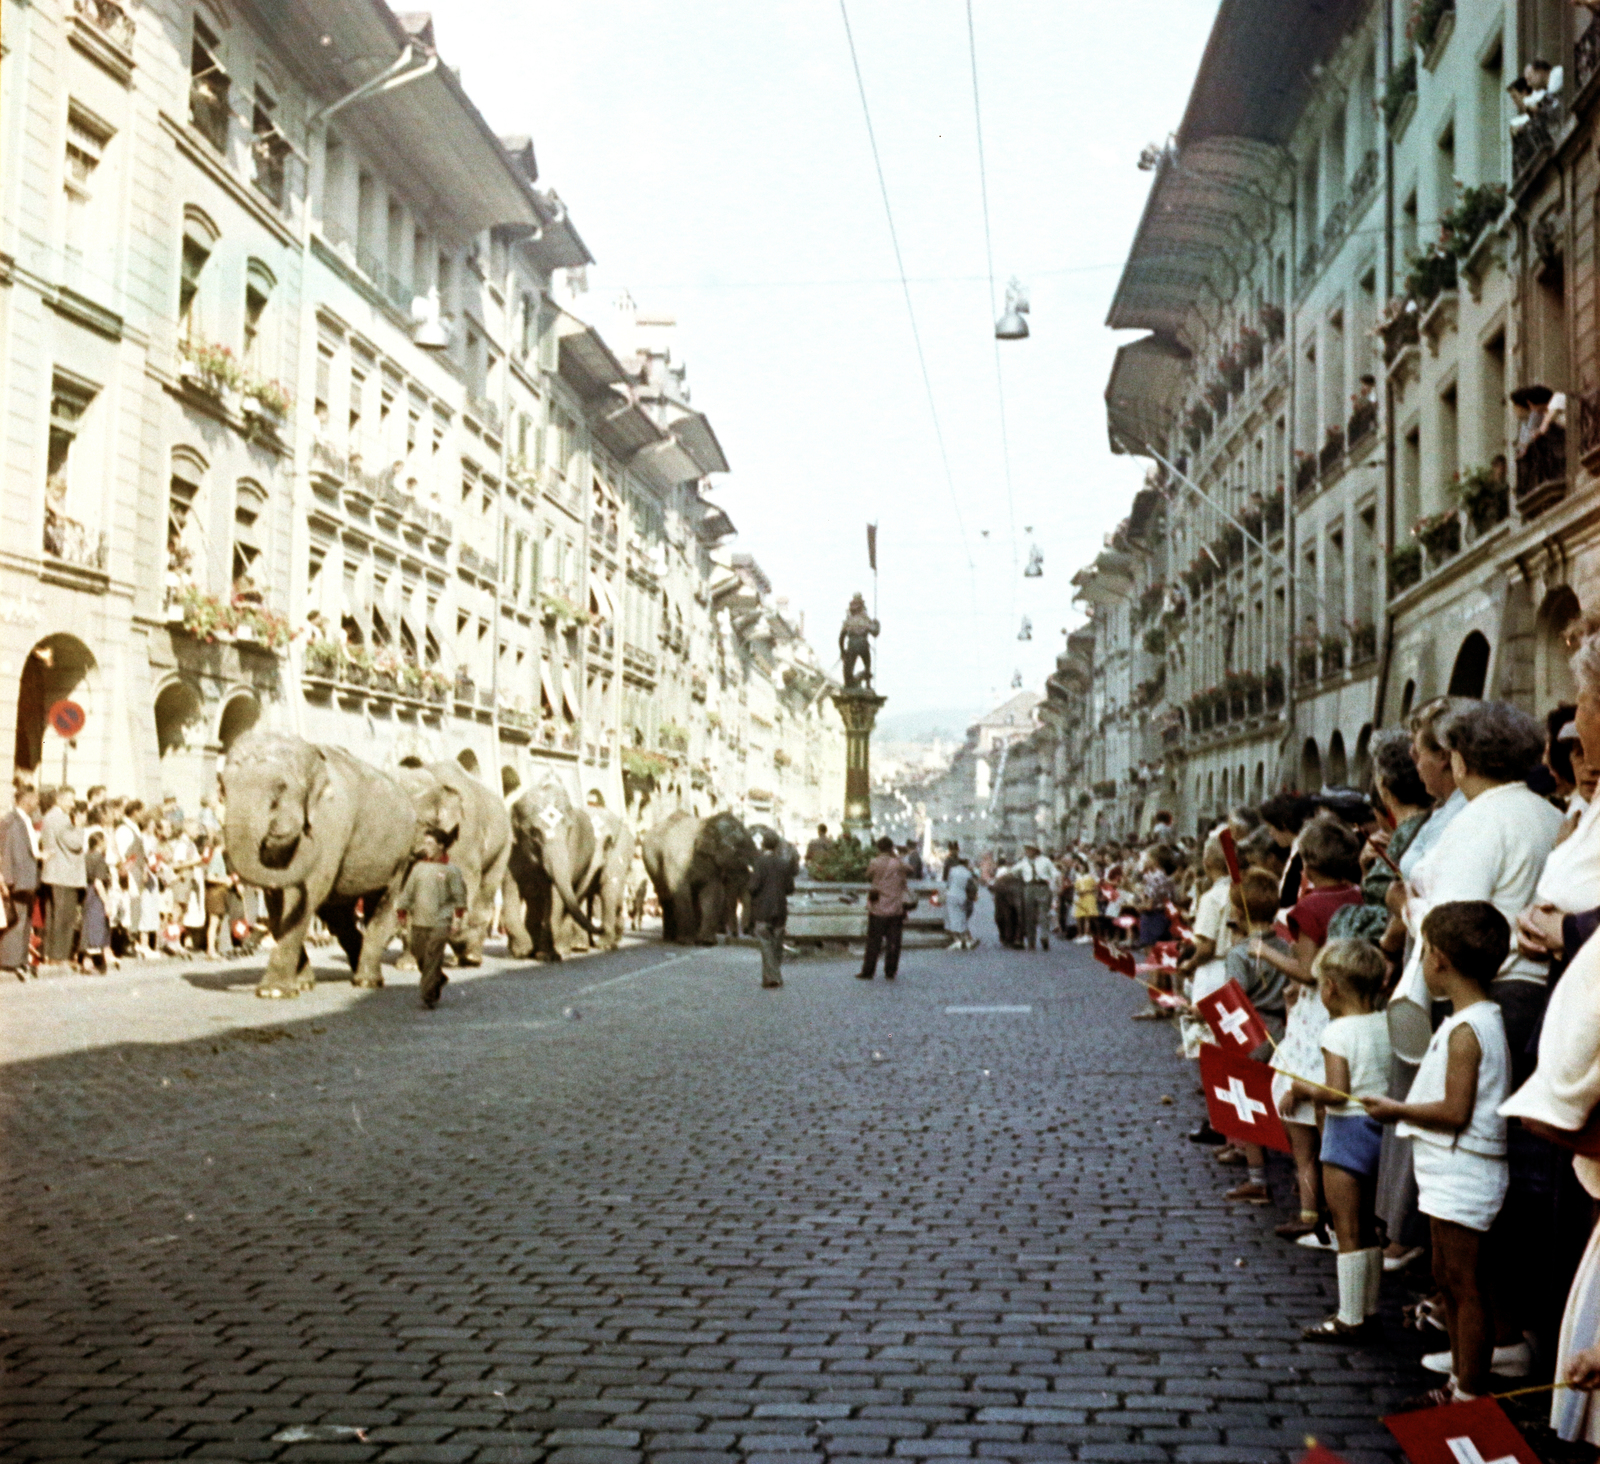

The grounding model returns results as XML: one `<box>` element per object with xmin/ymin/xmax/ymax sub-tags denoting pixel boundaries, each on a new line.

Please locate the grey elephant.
<box><xmin>395</xmin><ymin>760</ymin><xmax>513</xmax><ymax>964</ymax></box>
<box><xmin>222</xmin><ymin>730</ymin><xmax>419</xmax><ymax>998</ymax></box>
<box><xmin>641</xmin><ymin>809</ymin><xmax>757</xmax><ymax>945</ymax></box>
<box><xmin>577</xmin><ymin>806</ymin><xmax>634</xmax><ymax>951</ymax></box>
<box><xmin>504</xmin><ymin>778</ymin><xmax>598</xmax><ymax>961</ymax></box>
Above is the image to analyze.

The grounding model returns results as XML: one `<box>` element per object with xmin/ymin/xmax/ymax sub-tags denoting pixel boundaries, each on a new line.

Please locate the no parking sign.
<box><xmin>47</xmin><ymin>700</ymin><xmax>86</xmax><ymax>740</ymax></box>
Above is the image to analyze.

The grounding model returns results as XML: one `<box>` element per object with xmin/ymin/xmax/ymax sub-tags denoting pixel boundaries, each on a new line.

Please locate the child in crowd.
<box><xmin>1365</xmin><ymin>901</ymin><xmax>1513</xmax><ymax>1405</ymax></box>
<box><xmin>1220</xmin><ymin>867</ymin><xmax>1292</xmax><ymax>1205</ymax></box>
<box><xmin>1251</xmin><ymin>817</ymin><xmax>1366</xmax><ymax>1240</ymax></box>
<box><xmin>1288</xmin><ymin>938</ymin><xmax>1393</xmax><ymax>1340</ymax></box>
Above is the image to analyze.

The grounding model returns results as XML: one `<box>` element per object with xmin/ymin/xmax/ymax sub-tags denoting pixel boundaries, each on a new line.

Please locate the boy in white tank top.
<box><xmin>1364</xmin><ymin>901</ymin><xmax>1512</xmax><ymax>1407</ymax></box>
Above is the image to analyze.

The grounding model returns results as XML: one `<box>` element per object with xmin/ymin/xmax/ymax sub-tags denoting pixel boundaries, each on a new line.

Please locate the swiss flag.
<box><xmin>1197</xmin><ymin>979</ymin><xmax>1271</xmax><ymax>1052</ymax></box>
<box><xmin>1383</xmin><ymin>1396</ymin><xmax>1539</xmax><ymax>1464</ymax></box>
<box><xmin>1219</xmin><ymin>825</ymin><xmax>1244</xmax><ymax>884</ymax></box>
<box><xmin>1093</xmin><ymin>937</ymin><xmax>1137</xmax><ymax>978</ymax></box>
<box><xmin>1296</xmin><ymin>1449</ymin><xmax>1351</xmax><ymax>1464</ymax></box>
<box><xmin>1200</xmin><ymin>1043</ymin><xmax>1290</xmax><ymax>1153</ymax></box>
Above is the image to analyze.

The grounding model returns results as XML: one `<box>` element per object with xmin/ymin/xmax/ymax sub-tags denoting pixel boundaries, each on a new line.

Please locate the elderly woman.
<box><xmin>1520</xmin><ymin>647</ymin><xmax>1600</xmax><ymax>975</ymax></box>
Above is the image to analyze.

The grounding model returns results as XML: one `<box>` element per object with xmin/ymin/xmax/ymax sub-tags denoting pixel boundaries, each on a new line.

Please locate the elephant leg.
<box><xmin>449</xmin><ymin>871</ymin><xmax>485</xmax><ymax>966</ymax></box>
<box><xmin>526</xmin><ymin>872</ymin><xmax>560</xmax><ymax>963</ymax></box>
<box><xmin>352</xmin><ymin>883</ymin><xmax>401</xmax><ymax>988</ymax></box>
<box><xmin>502</xmin><ymin>864</ymin><xmax>533</xmax><ymax>960</ymax></box>
<box><xmin>256</xmin><ymin>880</ymin><xmax>323</xmax><ymax>999</ymax></box>
<box><xmin>670</xmin><ymin>888</ymin><xmax>697</xmax><ymax>946</ymax></box>
<box><xmin>321</xmin><ymin>902</ymin><xmax>365</xmax><ymax>973</ymax></box>
<box><xmin>695</xmin><ymin>882</ymin><xmax>722</xmax><ymax>946</ymax></box>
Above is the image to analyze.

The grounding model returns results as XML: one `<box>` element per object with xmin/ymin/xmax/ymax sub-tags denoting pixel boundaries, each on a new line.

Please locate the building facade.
<box><xmin>1056</xmin><ymin>0</ymin><xmax>1600</xmax><ymax>839</ymax></box>
<box><xmin>1</xmin><ymin>0</ymin><xmax>845</xmax><ymax>836</ymax></box>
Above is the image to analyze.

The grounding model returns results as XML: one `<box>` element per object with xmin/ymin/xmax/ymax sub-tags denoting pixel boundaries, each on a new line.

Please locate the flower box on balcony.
<box><xmin>1414</xmin><ymin>510</ymin><xmax>1461</xmax><ymax>563</ymax></box>
<box><xmin>1389</xmin><ymin>543</ymin><xmax>1423</xmax><ymax>594</ymax></box>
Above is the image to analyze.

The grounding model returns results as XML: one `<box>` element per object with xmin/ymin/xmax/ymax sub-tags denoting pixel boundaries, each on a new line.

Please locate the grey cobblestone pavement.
<box><xmin>1</xmin><ymin>919</ymin><xmax>1443</xmax><ymax>1463</ymax></box>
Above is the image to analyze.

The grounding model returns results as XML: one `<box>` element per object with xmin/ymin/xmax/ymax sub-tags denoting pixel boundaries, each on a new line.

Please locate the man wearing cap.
<box><xmin>395</xmin><ymin>828</ymin><xmax>467</xmax><ymax>1009</ymax></box>
<box><xmin>1017</xmin><ymin>842</ymin><xmax>1056</xmax><ymax>951</ymax></box>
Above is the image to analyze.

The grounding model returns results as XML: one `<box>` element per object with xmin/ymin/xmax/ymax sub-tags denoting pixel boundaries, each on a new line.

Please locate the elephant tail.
<box><xmin>551</xmin><ymin>864</ymin><xmax>600</xmax><ymax>937</ymax></box>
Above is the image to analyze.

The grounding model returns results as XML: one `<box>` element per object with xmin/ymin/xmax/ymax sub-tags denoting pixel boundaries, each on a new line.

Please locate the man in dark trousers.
<box><xmin>858</xmin><ymin>836</ymin><xmax>909</xmax><ymax>981</ymax></box>
<box><xmin>747</xmin><ymin>829</ymin><xmax>795</xmax><ymax>989</ymax></box>
<box><xmin>395</xmin><ymin>828</ymin><xmax>467</xmax><ymax>1009</ymax></box>
<box><xmin>0</xmin><ymin>785</ymin><xmax>41</xmax><ymax>978</ymax></box>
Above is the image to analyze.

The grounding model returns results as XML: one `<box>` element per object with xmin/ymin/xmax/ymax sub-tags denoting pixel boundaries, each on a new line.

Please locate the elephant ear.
<box><xmin>302</xmin><ymin>748</ymin><xmax>333</xmax><ymax>835</ymax></box>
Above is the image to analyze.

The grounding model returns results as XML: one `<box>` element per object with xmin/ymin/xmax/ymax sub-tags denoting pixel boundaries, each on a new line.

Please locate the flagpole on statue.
<box><xmin>867</xmin><ymin>522</ymin><xmax>878</xmax><ymax>623</ymax></box>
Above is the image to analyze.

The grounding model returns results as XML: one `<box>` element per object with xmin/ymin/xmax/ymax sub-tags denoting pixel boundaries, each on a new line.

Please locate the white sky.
<box><xmin>431</xmin><ymin>1</ymin><xmax>1220</xmax><ymax>715</ymax></box>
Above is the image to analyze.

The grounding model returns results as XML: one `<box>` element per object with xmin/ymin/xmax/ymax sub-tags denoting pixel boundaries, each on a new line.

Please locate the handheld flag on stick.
<box><xmin>1196</xmin><ymin>979</ymin><xmax>1271</xmax><ymax>1052</ymax></box>
<box><xmin>1199</xmin><ymin>1043</ymin><xmax>1292</xmax><ymax>1153</ymax></box>
<box><xmin>1382</xmin><ymin>1394</ymin><xmax>1540</xmax><ymax>1464</ymax></box>
<box><xmin>1295</xmin><ymin>1447</ymin><xmax>1351</xmax><ymax>1464</ymax></box>
<box><xmin>866</xmin><ymin>522</ymin><xmax>878</xmax><ymax>573</ymax></box>
<box><xmin>1219</xmin><ymin>826</ymin><xmax>1244</xmax><ymax>885</ymax></box>
<box><xmin>1092</xmin><ymin>937</ymin><xmax>1137</xmax><ymax>979</ymax></box>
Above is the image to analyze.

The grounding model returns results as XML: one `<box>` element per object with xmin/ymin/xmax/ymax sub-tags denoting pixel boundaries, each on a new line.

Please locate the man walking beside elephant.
<box><xmin>747</xmin><ymin>830</ymin><xmax>794</xmax><ymax>989</ymax></box>
<box><xmin>396</xmin><ymin>829</ymin><xmax>466</xmax><ymax>1009</ymax></box>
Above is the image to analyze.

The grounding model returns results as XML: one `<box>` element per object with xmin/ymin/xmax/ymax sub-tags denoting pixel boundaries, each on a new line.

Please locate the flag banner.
<box><xmin>1114</xmin><ymin>913</ymin><xmax>1138</xmax><ymax>931</ymax></box>
<box><xmin>1163</xmin><ymin>901</ymin><xmax>1193</xmax><ymax>940</ymax></box>
<box><xmin>1092</xmin><ymin>937</ymin><xmax>1137</xmax><ymax>978</ymax></box>
<box><xmin>1382</xmin><ymin>1396</ymin><xmax>1540</xmax><ymax>1464</ymax></box>
<box><xmin>1197</xmin><ymin>979</ymin><xmax>1271</xmax><ymax>1052</ymax></box>
<box><xmin>1219</xmin><ymin>826</ymin><xmax>1244</xmax><ymax>885</ymax></box>
<box><xmin>1200</xmin><ymin>1043</ymin><xmax>1291</xmax><ymax>1153</ymax></box>
<box><xmin>867</xmin><ymin>522</ymin><xmax>877</xmax><ymax>573</ymax></box>
<box><xmin>1296</xmin><ymin>1449</ymin><xmax>1351</xmax><ymax>1464</ymax></box>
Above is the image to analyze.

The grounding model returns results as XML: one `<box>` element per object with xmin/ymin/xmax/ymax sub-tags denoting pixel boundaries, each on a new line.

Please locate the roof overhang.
<box><xmin>1104</xmin><ymin>333</ymin><xmax>1191</xmax><ymax>456</ymax></box>
<box><xmin>557</xmin><ymin>314</ymin><xmax>632</xmax><ymax>400</ymax></box>
<box><xmin>253</xmin><ymin>0</ymin><xmax>545</xmax><ymax>236</ymax></box>
<box><xmin>1175</xmin><ymin>0</ymin><xmax>1366</xmax><ymax>151</ymax></box>
<box><xmin>592</xmin><ymin>391</ymin><xmax>667</xmax><ymax>460</ymax></box>
<box><xmin>693</xmin><ymin>499</ymin><xmax>736</xmax><ymax>544</ymax></box>
<box><xmin>634</xmin><ymin>438</ymin><xmax>703</xmax><ymax>488</ymax></box>
<box><xmin>1106</xmin><ymin>137</ymin><xmax>1288</xmax><ymax>340</ymax></box>
<box><xmin>664</xmin><ymin>408</ymin><xmax>729</xmax><ymax>476</ymax></box>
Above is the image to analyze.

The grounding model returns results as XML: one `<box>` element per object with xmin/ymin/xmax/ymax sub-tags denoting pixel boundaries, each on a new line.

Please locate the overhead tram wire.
<box><xmin>837</xmin><ymin>0</ymin><xmax>980</xmax><ymax>625</ymax></box>
<box><xmin>965</xmin><ymin>0</ymin><xmax>1019</xmax><ymax>599</ymax></box>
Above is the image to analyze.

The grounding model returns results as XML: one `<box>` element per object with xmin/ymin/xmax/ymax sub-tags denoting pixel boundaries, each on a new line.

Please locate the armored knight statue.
<box><xmin>839</xmin><ymin>594</ymin><xmax>881</xmax><ymax>689</ymax></box>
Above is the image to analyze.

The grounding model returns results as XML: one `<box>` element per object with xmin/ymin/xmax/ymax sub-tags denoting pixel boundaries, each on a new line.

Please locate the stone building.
<box><xmin>1</xmin><ymin>0</ymin><xmax>845</xmax><ymax>836</ymax></box>
<box><xmin>1056</xmin><ymin>0</ymin><xmax>1600</xmax><ymax>839</ymax></box>
<box><xmin>920</xmin><ymin>691</ymin><xmax>1041</xmax><ymax>850</ymax></box>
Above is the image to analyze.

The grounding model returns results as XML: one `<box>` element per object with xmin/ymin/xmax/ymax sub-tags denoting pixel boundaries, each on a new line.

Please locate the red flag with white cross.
<box><xmin>1296</xmin><ymin>1448</ymin><xmax>1351</xmax><ymax>1464</ymax></box>
<box><xmin>1199</xmin><ymin>1042</ymin><xmax>1291</xmax><ymax>1153</ymax></box>
<box><xmin>1093</xmin><ymin>937</ymin><xmax>1137</xmax><ymax>978</ymax></box>
<box><xmin>1197</xmin><ymin>979</ymin><xmax>1271</xmax><ymax>1052</ymax></box>
<box><xmin>1382</xmin><ymin>1397</ymin><xmax>1539</xmax><ymax>1464</ymax></box>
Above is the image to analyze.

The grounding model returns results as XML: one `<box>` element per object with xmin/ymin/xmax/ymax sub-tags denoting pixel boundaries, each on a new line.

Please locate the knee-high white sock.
<box><xmin>1336</xmin><ymin>1251</ymin><xmax>1365</xmax><ymax>1326</ymax></box>
<box><xmin>1361</xmin><ymin>1246</ymin><xmax>1382</xmax><ymax>1317</ymax></box>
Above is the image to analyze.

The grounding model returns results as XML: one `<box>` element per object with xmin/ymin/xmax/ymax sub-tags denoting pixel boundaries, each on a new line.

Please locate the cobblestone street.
<box><xmin>2</xmin><ymin>921</ymin><xmax>1430</xmax><ymax>1464</ymax></box>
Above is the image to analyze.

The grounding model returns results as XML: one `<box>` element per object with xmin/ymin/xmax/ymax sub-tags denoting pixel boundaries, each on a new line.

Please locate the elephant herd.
<box><xmin>221</xmin><ymin>729</ymin><xmax>770</xmax><ymax>999</ymax></box>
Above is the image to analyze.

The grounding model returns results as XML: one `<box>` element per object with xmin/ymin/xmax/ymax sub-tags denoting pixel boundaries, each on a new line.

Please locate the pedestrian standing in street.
<box><xmin>41</xmin><ymin>796</ymin><xmax>87</xmax><ymax>969</ymax></box>
<box><xmin>1018</xmin><ymin>842</ymin><xmax>1055</xmax><ymax>951</ymax></box>
<box><xmin>858</xmin><ymin>836</ymin><xmax>910</xmax><ymax>981</ymax></box>
<box><xmin>79</xmin><ymin>830</ymin><xmax>116</xmax><ymax>973</ymax></box>
<box><xmin>804</xmin><ymin>823</ymin><xmax>832</xmax><ymax>877</ymax></box>
<box><xmin>748</xmin><ymin>829</ymin><xmax>794</xmax><ymax>989</ymax></box>
<box><xmin>396</xmin><ymin>828</ymin><xmax>467</xmax><ymax>1009</ymax></box>
<box><xmin>944</xmin><ymin>855</ymin><xmax>978</xmax><ymax>950</ymax></box>
<box><xmin>1</xmin><ymin>784</ymin><xmax>41</xmax><ymax>979</ymax></box>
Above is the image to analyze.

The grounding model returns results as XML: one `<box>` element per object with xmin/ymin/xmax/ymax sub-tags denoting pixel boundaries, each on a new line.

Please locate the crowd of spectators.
<box><xmin>1021</xmin><ymin>631</ymin><xmax>1600</xmax><ymax>1432</ymax></box>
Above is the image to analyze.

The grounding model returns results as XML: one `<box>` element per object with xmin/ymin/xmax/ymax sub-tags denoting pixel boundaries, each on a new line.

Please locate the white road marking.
<box><xmin>571</xmin><ymin>951</ymin><xmax>698</xmax><ymax>998</ymax></box>
<box><xmin>945</xmin><ymin>1005</ymin><xmax>1033</xmax><ymax>1014</ymax></box>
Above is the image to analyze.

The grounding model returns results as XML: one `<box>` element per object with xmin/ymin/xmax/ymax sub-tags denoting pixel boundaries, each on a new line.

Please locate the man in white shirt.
<box><xmin>1018</xmin><ymin>842</ymin><xmax>1056</xmax><ymax>951</ymax></box>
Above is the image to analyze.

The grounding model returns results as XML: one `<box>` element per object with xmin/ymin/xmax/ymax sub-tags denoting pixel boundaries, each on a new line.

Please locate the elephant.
<box><xmin>221</xmin><ymin>730</ymin><xmax>419</xmax><ymax>998</ymax></box>
<box><xmin>395</xmin><ymin>760</ymin><xmax>513</xmax><ymax>964</ymax></box>
<box><xmin>641</xmin><ymin>809</ymin><xmax>757</xmax><ymax>945</ymax></box>
<box><xmin>577</xmin><ymin>806</ymin><xmax>634</xmax><ymax>952</ymax></box>
<box><xmin>503</xmin><ymin>777</ymin><xmax>598</xmax><ymax>962</ymax></box>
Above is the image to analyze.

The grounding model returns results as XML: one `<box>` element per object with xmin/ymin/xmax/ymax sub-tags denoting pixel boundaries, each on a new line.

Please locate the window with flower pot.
<box><xmin>242</xmin><ymin>260</ymin><xmax>273</xmax><ymax>372</ymax></box>
<box><xmin>178</xmin><ymin>208</ymin><xmax>217</xmax><ymax>339</ymax></box>
<box><xmin>231</xmin><ymin>480</ymin><xmax>266</xmax><ymax>600</ymax></box>
<box><xmin>44</xmin><ymin>371</ymin><xmax>100</xmax><ymax>566</ymax></box>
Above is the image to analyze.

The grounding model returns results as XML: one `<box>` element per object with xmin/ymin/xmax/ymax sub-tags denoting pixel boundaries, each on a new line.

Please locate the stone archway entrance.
<box><xmin>14</xmin><ymin>634</ymin><xmax>96</xmax><ymax>780</ymax></box>
<box><xmin>1301</xmin><ymin>738</ymin><xmax>1323</xmax><ymax>791</ymax></box>
<box><xmin>154</xmin><ymin>679</ymin><xmax>206</xmax><ymax>807</ymax></box>
<box><xmin>1328</xmin><ymin>731</ymin><xmax>1348</xmax><ymax>787</ymax></box>
<box><xmin>1448</xmin><ymin>631</ymin><xmax>1492</xmax><ymax>698</ymax></box>
<box><xmin>218</xmin><ymin>692</ymin><xmax>260</xmax><ymax>753</ymax></box>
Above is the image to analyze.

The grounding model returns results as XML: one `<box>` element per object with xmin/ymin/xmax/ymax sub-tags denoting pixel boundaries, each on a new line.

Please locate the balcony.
<box><xmin>1348</xmin><ymin>149</ymin><xmax>1378</xmax><ymax>214</ymax></box>
<box><xmin>74</xmin><ymin>0</ymin><xmax>134</xmax><ymax>51</ymax></box>
<box><xmin>309</xmin><ymin>436</ymin><xmax>347</xmax><ymax>483</ymax></box>
<box><xmin>356</xmin><ymin>253</ymin><xmax>414</xmax><ymax>317</ymax></box>
<box><xmin>465</xmin><ymin>393</ymin><xmax>501</xmax><ymax>434</ymax></box>
<box><xmin>1321</xmin><ymin>200</ymin><xmax>1348</xmax><ymax>258</ymax></box>
<box><xmin>1319</xmin><ymin>426</ymin><xmax>1345</xmax><ymax>478</ymax></box>
<box><xmin>1579</xmin><ymin>390</ymin><xmax>1600</xmax><ymax>470</ymax></box>
<box><xmin>1579</xmin><ymin>20</ymin><xmax>1600</xmax><ymax>97</ymax></box>
<box><xmin>1347</xmin><ymin>397</ymin><xmax>1378</xmax><ymax>450</ymax></box>
<box><xmin>1511</xmin><ymin>100</ymin><xmax>1560</xmax><ymax>199</ymax></box>
<box><xmin>1516</xmin><ymin>430</ymin><xmax>1568</xmax><ymax>519</ymax></box>
<box><xmin>42</xmin><ymin>504</ymin><xmax>107</xmax><ymax>574</ymax></box>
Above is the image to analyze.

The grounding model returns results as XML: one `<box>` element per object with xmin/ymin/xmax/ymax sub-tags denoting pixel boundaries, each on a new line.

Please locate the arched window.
<box><xmin>1400</xmin><ymin>678</ymin><xmax>1417</xmax><ymax>722</ymax></box>
<box><xmin>1301</xmin><ymin>738</ymin><xmax>1323</xmax><ymax>791</ymax></box>
<box><xmin>1328</xmin><ymin>730</ymin><xmax>1348</xmax><ymax>787</ymax></box>
<box><xmin>232</xmin><ymin>478</ymin><xmax>266</xmax><ymax>596</ymax></box>
<box><xmin>243</xmin><ymin>259</ymin><xmax>276</xmax><ymax>370</ymax></box>
<box><xmin>179</xmin><ymin>206</ymin><xmax>219</xmax><ymax>336</ymax></box>
<box><xmin>168</xmin><ymin>445</ymin><xmax>209</xmax><ymax>596</ymax></box>
<box><xmin>1448</xmin><ymin>631</ymin><xmax>1492</xmax><ymax>697</ymax></box>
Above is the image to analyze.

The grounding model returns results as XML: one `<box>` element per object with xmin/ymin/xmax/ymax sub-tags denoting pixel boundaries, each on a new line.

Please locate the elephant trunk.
<box><xmin>550</xmin><ymin>858</ymin><xmax>599</xmax><ymax>937</ymax></box>
<box><xmin>224</xmin><ymin>811</ymin><xmax>320</xmax><ymax>890</ymax></box>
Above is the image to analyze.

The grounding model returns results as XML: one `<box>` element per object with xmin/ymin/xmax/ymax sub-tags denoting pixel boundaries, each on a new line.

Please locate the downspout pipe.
<box><xmin>1372</xmin><ymin>0</ymin><xmax>1400</xmax><ymax>730</ymax></box>
<box><xmin>309</xmin><ymin>46</ymin><xmax>439</xmax><ymax>128</ymax></box>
